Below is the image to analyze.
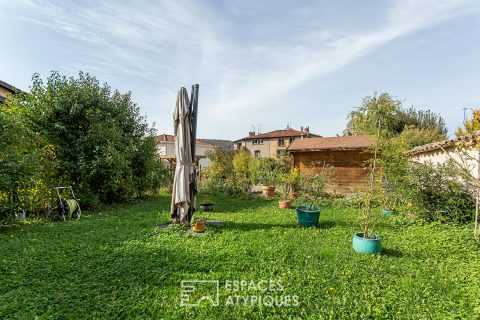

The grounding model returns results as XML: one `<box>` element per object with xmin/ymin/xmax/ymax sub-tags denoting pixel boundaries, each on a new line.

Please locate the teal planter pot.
<box><xmin>296</xmin><ymin>206</ymin><xmax>320</xmax><ymax>227</ymax></box>
<box><xmin>382</xmin><ymin>209</ymin><xmax>397</xmax><ymax>216</ymax></box>
<box><xmin>352</xmin><ymin>232</ymin><xmax>382</xmax><ymax>254</ymax></box>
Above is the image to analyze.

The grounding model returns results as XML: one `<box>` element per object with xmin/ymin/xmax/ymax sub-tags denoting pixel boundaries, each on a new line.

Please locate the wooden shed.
<box><xmin>287</xmin><ymin>135</ymin><xmax>374</xmax><ymax>194</ymax></box>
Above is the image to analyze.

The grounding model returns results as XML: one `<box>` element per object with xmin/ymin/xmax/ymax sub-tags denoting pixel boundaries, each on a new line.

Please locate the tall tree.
<box><xmin>344</xmin><ymin>92</ymin><xmax>447</xmax><ymax>143</ymax></box>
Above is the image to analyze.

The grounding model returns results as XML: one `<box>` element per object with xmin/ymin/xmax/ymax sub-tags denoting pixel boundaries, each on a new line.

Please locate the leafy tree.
<box><xmin>345</xmin><ymin>92</ymin><xmax>447</xmax><ymax>138</ymax></box>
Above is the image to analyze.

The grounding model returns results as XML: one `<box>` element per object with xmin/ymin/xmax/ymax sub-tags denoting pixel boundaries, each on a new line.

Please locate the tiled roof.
<box><xmin>154</xmin><ymin>134</ymin><xmax>214</xmax><ymax>147</ymax></box>
<box><xmin>405</xmin><ymin>131</ymin><xmax>480</xmax><ymax>156</ymax></box>
<box><xmin>287</xmin><ymin>135</ymin><xmax>374</xmax><ymax>152</ymax></box>
<box><xmin>235</xmin><ymin>129</ymin><xmax>318</xmax><ymax>142</ymax></box>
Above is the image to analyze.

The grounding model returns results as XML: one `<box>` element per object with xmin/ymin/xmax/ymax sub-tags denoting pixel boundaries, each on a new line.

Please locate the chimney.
<box><xmin>305</xmin><ymin>126</ymin><xmax>309</xmax><ymax>133</ymax></box>
<box><xmin>249</xmin><ymin>131</ymin><xmax>256</xmax><ymax>137</ymax></box>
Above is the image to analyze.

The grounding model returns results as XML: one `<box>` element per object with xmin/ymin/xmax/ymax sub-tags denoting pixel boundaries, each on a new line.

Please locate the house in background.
<box><xmin>0</xmin><ymin>80</ymin><xmax>22</xmax><ymax>104</ymax></box>
<box><xmin>405</xmin><ymin>132</ymin><xmax>480</xmax><ymax>179</ymax></box>
<box><xmin>234</xmin><ymin>126</ymin><xmax>318</xmax><ymax>158</ymax></box>
<box><xmin>154</xmin><ymin>134</ymin><xmax>216</xmax><ymax>169</ymax></box>
<box><xmin>287</xmin><ymin>135</ymin><xmax>374</xmax><ymax>194</ymax></box>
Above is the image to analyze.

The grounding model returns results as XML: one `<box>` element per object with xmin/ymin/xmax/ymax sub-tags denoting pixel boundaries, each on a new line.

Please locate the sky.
<box><xmin>1</xmin><ymin>0</ymin><xmax>479</xmax><ymax>140</ymax></box>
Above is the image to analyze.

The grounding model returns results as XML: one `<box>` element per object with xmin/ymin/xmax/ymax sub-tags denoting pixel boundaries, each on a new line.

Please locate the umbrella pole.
<box><xmin>188</xmin><ymin>84</ymin><xmax>199</xmax><ymax>223</ymax></box>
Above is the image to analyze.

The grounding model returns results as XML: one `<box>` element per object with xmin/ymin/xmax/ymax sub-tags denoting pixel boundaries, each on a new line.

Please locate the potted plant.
<box><xmin>278</xmin><ymin>167</ymin><xmax>300</xmax><ymax>209</ymax></box>
<box><xmin>296</xmin><ymin>172</ymin><xmax>328</xmax><ymax>227</ymax></box>
<box><xmin>255</xmin><ymin>158</ymin><xmax>280</xmax><ymax>198</ymax></box>
<box><xmin>191</xmin><ymin>217</ymin><xmax>206</xmax><ymax>233</ymax></box>
<box><xmin>353</xmin><ymin>123</ymin><xmax>382</xmax><ymax>254</ymax></box>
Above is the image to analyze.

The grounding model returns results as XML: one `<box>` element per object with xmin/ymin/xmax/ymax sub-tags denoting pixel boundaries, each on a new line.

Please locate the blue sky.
<box><xmin>1</xmin><ymin>0</ymin><xmax>479</xmax><ymax>140</ymax></box>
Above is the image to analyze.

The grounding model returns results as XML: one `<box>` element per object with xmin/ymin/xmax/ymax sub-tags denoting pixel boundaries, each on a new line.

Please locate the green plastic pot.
<box><xmin>296</xmin><ymin>206</ymin><xmax>320</xmax><ymax>227</ymax></box>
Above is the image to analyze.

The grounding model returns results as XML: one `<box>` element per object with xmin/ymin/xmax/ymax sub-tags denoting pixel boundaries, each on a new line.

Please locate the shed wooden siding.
<box><xmin>292</xmin><ymin>150</ymin><xmax>372</xmax><ymax>194</ymax></box>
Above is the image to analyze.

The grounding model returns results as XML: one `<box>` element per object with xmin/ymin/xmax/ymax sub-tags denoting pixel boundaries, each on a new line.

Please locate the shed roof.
<box><xmin>287</xmin><ymin>135</ymin><xmax>374</xmax><ymax>152</ymax></box>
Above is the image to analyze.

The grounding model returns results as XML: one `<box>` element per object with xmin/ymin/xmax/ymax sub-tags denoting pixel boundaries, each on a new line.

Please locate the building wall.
<box><xmin>292</xmin><ymin>149</ymin><xmax>372</xmax><ymax>194</ymax></box>
<box><xmin>410</xmin><ymin>146</ymin><xmax>480</xmax><ymax>179</ymax></box>
<box><xmin>0</xmin><ymin>87</ymin><xmax>13</xmax><ymax>102</ymax></box>
<box><xmin>156</xmin><ymin>142</ymin><xmax>213</xmax><ymax>168</ymax></box>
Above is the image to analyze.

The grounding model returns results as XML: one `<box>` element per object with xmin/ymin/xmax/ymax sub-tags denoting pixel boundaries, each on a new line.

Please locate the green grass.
<box><xmin>1</xmin><ymin>194</ymin><xmax>480</xmax><ymax>319</ymax></box>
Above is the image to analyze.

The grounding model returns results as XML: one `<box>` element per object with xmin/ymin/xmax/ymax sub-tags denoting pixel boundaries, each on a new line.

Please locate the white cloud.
<box><xmin>3</xmin><ymin>0</ymin><xmax>479</xmax><ymax>138</ymax></box>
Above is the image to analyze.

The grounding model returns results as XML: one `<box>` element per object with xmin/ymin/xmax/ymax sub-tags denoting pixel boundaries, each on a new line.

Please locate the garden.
<box><xmin>1</xmin><ymin>193</ymin><xmax>479</xmax><ymax>319</ymax></box>
<box><xmin>1</xmin><ymin>73</ymin><xmax>480</xmax><ymax>319</ymax></box>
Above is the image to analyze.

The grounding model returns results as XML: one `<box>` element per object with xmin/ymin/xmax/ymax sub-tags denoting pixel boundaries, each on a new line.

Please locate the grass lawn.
<box><xmin>1</xmin><ymin>193</ymin><xmax>480</xmax><ymax>319</ymax></box>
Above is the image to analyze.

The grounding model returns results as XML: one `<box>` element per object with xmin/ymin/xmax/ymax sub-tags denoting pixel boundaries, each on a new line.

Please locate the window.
<box><xmin>236</xmin><ymin>142</ymin><xmax>242</xmax><ymax>150</ymax></box>
<box><xmin>157</xmin><ymin>146</ymin><xmax>166</xmax><ymax>156</ymax></box>
<box><xmin>252</xmin><ymin>139</ymin><xmax>264</xmax><ymax>145</ymax></box>
<box><xmin>276</xmin><ymin>150</ymin><xmax>286</xmax><ymax>158</ymax></box>
<box><xmin>289</xmin><ymin>137</ymin><xmax>294</xmax><ymax>143</ymax></box>
<box><xmin>278</xmin><ymin>139</ymin><xmax>285</xmax><ymax>147</ymax></box>
<box><xmin>254</xmin><ymin>151</ymin><xmax>261</xmax><ymax>158</ymax></box>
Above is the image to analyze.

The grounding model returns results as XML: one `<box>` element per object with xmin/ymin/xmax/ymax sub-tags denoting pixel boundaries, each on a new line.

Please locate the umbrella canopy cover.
<box><xmin>171</xmin><ymin>87</ymin><xmax>193</xmax><ymax>224</ymax></box>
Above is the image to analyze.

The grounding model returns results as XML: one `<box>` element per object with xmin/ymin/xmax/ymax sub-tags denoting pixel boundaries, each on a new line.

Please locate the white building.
<box><xmin>154</xmin><ymin>134</ymin><xmax>216</xmax><ymax>169</ymax></box>
<box><xmin>406</xmin><ymin>132</ymin><xmax>480</xmax><ymax>179</ymax></box>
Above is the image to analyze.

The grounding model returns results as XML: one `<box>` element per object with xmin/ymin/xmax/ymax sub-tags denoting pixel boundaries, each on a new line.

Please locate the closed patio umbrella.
<box><xmin>171</xmin><ymin>85</ymin><xmax>199</xmax><ymax>224</ymax></box>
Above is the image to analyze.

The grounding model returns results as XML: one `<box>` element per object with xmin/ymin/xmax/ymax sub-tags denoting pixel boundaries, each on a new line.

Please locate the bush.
<box><xmin>1</xmin><ymin>71</ymin><xmax>166</xmax><ymax>220</ymax></box>
<box><xmin>0</xmin><ymin>101</ymin><xmax>42</xmax><ymax>218</ymax></box>
<box><xmin>201</xmin><ymin>148</ymin><xmax>241</xmax><ymax>195</ymax></box>
<box><xmin>408</xmin><ymin>162</ymin><xmax>475</xmax><ymax>223</ymax></box>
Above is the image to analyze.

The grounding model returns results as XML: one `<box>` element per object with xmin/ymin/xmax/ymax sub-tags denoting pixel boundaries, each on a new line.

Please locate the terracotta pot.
<box><xmin>191</xmin><ymin>221</ymin><xmax>205</xmax><ymax>233</ymax></box>
<box><xmin>290</xmin><ymin>192</ymin><xmax>299</xmax><ymax>199</ymax></box>
<box><xmin>261</xmin><ymin>185</ymin><xmax>276</xmax><ymax>198</ymax></box>
<box><xmin>278</xmin><ymin>200</ymin><xmax>292</xmax><ymax>209</ymax></box>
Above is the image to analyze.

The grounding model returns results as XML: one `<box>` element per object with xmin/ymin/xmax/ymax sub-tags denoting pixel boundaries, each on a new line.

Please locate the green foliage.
<box><xmin>407</xmin><ymin>162</ymin><xmax>475</xmax><ymax>223</ymax></box>
<box><xmin>201</xmin><ymin>148</ymin><xmax>240</xmax><ymax>195</ymax></box>
<box><xmin>1</xmin><ymin>71</ymin><xmax>165</xmax><ymax>219</ymax></box>
<box><xmin>345</xmin><ymin>92</ymin><xmax>447</xmax><ymax>138</ymax></box>
<box><xmin>232</xmin><ymin>149</ymin><xmax>255</xmax><ymax>193</ymax></box>
<box><xmin>298</xmin><ymin>172</ymin><xmax>330</xmax><ymax>207</ymax></box>
<box><xmin>253</xmin><ymin>157</ymin><xmax>283</xmax><ymax>186</ymax></box>
<box><xmin>278</xmin><ymin>167</ymin><xmax>300</xmax><ymax>200</ymax></box>
<box><xmin>23</xmin><ymin>71</ymin><xmax>163</xmax><ymax>206</ymax></box>
<box><xmin>345</xmin><ymin>92</ymin><xmax>451</xmax><ymax>222</ymax></box>
<box><xmin>0</xmin><ymin>100</ymin><xmax>42</xmax><ymax>218</ymax></box>
<box><xmin>1</xmin><ymin>194</ymin><xmax>479</xmax><ymax>319</ymax></box>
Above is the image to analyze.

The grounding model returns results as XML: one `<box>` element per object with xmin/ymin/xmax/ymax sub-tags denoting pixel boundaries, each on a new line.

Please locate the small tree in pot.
<box><xmin>296</xmin><ymin>170</ymin><xmax>329</xmax><ymax>227</ymax></box>
<box><xmin>254</xmin><ymin>158</ymin><xmax>281</xmax><ymax>198</ymax></box>
<box><xmin>278</xmin><ymin>167</ymin><xmax>300</xmax><ymax>209</ymax></box>
<box><xmin>353</xmin><ymin>123</ymin><xmax>383</xmax><ymax>254</ymax></box>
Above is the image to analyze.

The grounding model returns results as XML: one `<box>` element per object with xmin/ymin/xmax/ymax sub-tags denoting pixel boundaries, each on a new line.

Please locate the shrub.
<box><xmin>253</xmin><ymin>157</ymin><xmax>283</xmax><ymax>186</ymax></box>
<box><xmin>201</xmin><ymin>148</ymin><xmax>241</xmax><ymax>195</ymax></box>
<box><xmin>1</xmin><ymin>71</ymin><xmax>166</xmax><ymax>220</ymax></box>
<box><xmin>0</xmin><ymin>100</ymin><xmax>42</xmax><ymax>218</ymax></box>
<box><xmin>232</xmin><ymin>149</ymin><xmax>255</xmax><ymax>193</ymax></box>
<box><xmin>408</xmin><ymin>162</ymin><xmax>475</xmax><ymax>223</ymax></box>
